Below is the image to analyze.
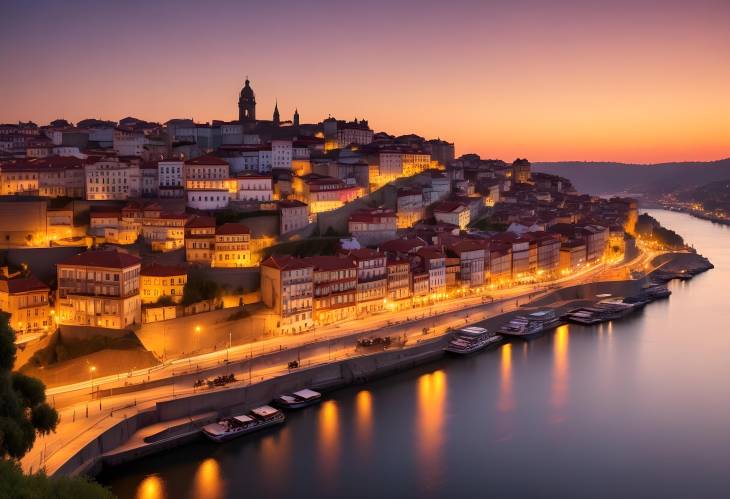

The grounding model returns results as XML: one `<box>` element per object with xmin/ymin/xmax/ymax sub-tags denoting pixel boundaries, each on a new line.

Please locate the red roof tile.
<box><xmin>0</xmin><ymin>276</ymin><xmax>49</xmax><ymax>294</ymax></box>
<box><xmin>58</xmin><ymin>249</ymin><xmax>140</xmax><ymax>269</ymax></box>
<box><xmin>141</xmin><ymin>263</ymin><xmax>187</xmax><ymax>277</ymax></box>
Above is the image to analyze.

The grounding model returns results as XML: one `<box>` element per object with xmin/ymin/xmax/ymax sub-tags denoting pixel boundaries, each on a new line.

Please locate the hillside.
<box><xmin>533</xmin><ymin>158</ymin><xmax>730</xmax><ymax>196</ymax></box>
<box><xmin>677</xmin><ymin>179</ymin><xmax>730</xmax><ymax>212</ymax></box>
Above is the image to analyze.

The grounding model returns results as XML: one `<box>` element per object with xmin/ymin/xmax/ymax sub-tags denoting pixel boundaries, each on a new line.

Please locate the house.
<box><xmin>140</xmin><ymin>264</ymin><xmax>187</xmax><ymax>304</ymax></box>
<box><xmin>260</xmin><ymin>255</ymin><xmax>314</xmax><ymax>334</ymax></box>
<box><xmin>0</xmin><ymin>276</ymin><xmax>51</xmax><ymax>334</ymax></box>
<box><xmin>56</xmin><ymin>249</ymin><xmax>141</xmax><ymax>329</ymax></box>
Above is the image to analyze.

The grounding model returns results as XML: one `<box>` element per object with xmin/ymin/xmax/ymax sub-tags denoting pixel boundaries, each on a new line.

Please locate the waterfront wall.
<box><xmin>54</xmin><ymin>336</ymin><xmax>448</xmax><ymax>477</ymax></box>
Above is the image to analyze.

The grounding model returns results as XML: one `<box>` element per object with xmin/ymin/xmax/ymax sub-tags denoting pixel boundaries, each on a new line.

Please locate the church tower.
<box><xmin>273</xmin><ymin>100</ymin><xmax>280</xmax><ymax>127</ymax></box>
<box><xmin>238</xmin><ymin>79</ymin><xmax>256</xmax><ymax>122</ymax></box>
<box><xmin>293</xmin><ymin>108</ymin><xmax>299</xmax><ymax>128</ymax></box>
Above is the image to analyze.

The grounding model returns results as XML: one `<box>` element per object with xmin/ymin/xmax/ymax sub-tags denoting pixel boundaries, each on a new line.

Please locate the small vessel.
<box><xmin>273</xmin><ymin>389</ymin><xmax>322</xmax><ymax>410</ymax></box>
<box><xmin>499</xmin><ymin>310</ymin><xmax>562</xmax><ymax>338</ymax></box>
<box><xmin>445</xmin><ymin>326</ymin><xmax>501</xmax><ymax>355</ymax></box>
<box><xmin>202</xmin><ymin>405</ymin><xmax>285</xmax><ymax>443</ymax></box>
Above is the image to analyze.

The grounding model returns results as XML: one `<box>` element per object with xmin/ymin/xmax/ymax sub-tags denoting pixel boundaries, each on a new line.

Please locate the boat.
<box><xmin>273</xmin><ymin>388</ymin><xmax>322</xmax><ymax>410</ymax></box>
<box><xmin>202</xmin><ymin>405</ymin><xmax>285</xmax><ymax>443</ymax></box>
<box><xmin>445</xmin><ymin>326</ymin><xmax>502</xmax><ymax>355</ymax></box>
<box><xmin>499</xmin><ymin>310</ymin><xmax>563</xmax><ymax>338</ymax></box>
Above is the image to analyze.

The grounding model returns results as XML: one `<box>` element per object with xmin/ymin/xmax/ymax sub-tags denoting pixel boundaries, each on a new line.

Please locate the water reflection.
<box><xmin>550</xmin><ymin>325</ymin><xmax>570</xmax><ymax>423</ymax></box>
<box><xmin>136</xmin><ymin>474</ymin><xmax>165</xmax><ymax>499</ymax></box>
<box><xmin>259</xmin><ymin>428</ymin><xmax>290</xmax><ymax>493</ymax></box>
<box><xmin>355</xmin><ymin>390</ymin><xmax>373</xmax><ymax>455</ymax></box>
<box><xmin>192</xmin><ymin>458</ymin><xmax>222</xmax><ymax>499</ymax></box>
<box><xmin>317</xmin><ymin>400</ymin><xmax>340</xmax><ymax>484</ymax></box>
<box><xmin>416</xmin><ymin>370</ymin><xmax>447</xmax><ymax>489</ymax></box>
<box><xmin>498</xmin><ymin>343</ymin><xmax>514</xmax><ymax>414</ymax></box>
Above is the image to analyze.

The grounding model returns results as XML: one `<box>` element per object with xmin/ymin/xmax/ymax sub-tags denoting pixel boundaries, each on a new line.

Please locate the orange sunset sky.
<box><xmin>1</xmin><ymin>0</ymin><xmax>728</xmax><ymax>163</ymax></box>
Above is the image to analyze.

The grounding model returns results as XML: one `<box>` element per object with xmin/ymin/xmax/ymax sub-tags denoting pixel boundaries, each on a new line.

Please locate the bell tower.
<box><xmin>238</xmin><ymin>78</ymin><xmax>256</xmax><ymax>122</ymax></box>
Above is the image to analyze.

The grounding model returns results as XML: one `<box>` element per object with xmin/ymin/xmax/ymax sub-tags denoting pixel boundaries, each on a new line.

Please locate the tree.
<box><xmin>0</xmin><ymin>460</ymin><xmax>114</xmax><ymax>499</ymax></box>
<box><xmin>0</xmin><ymin>314</ymin><xmax>58</xmax><ymax>459</ymax></box>
<box><xmin>0</xmin><ymin>314</ymin><xmax>112</xmax><ymax>498</ymax></box>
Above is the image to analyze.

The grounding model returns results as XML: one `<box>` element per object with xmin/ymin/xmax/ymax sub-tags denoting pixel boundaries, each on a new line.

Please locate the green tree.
<box><xmin>0</xmin><ymin>460</ymin><xmax>114</xmax><ymax>499</ymax></box>
<box><xmin>0</xmin><ymin>313</ymin><xmax>113</xmax><ymax>498</ymax></box>
<box><xmin>0</xmin><ymin>315</ymin><xmax>58</xmax><ymax>459</ymax></box>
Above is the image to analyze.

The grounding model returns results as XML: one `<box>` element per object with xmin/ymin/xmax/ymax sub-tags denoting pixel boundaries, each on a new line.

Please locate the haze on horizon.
<box><xmin>1</xmin><ymin>0</ymin><xmax>728</xmax><ymax>164</ymax></box>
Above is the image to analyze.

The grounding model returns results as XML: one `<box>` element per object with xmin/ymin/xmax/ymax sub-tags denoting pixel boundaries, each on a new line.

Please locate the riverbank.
<box><xmin>648</xmin><ymin>203</ymin><xmax>730</xmax><ymax>227</ymax></box>
<box><xmin>54</xmin><ymin>250</ymin><xmax>711</xmax><ymax>480</ymax></box>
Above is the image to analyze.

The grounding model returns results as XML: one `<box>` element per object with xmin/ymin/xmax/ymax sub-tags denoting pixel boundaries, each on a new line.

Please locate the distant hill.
<box><xmin>533</xmin><ymin>158</ymin><xmax>730</xmax><ymax>196</ymax></box>
<box><xmin>677</xmin><ymin>178</ymin><xmax>730</xmax><ymax>212</ymax></box>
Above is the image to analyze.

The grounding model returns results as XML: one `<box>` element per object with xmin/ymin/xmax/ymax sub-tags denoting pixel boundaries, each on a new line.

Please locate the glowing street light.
<box><xmin>89</xmin><ymin>365</ymin><xmax>96</xmax><ymax>396</ymax></box>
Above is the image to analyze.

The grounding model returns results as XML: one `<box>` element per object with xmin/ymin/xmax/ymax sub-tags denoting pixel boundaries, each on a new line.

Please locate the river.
<box><xmin>99</xmin><ymin>210</ymin><xmax>730</xmax><ymax>499</ymax></box>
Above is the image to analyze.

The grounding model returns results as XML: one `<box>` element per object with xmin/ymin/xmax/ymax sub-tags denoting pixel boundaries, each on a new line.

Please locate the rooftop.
<box><xmin>58</xmin><ymin>249</ymin><xmax>141</xmax><ymax>269</ymax></box>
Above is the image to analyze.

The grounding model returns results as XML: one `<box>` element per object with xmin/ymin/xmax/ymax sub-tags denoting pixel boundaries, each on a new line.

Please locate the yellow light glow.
<box><xmin>136</xmin><ymin>475</ymin><xmax>165</xmax><ymax>499</ymax></box>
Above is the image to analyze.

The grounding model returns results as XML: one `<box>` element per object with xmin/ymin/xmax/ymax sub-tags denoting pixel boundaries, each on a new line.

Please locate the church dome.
<box><xmin>240</xmin><ymin>79</ymin><xmax>255</xmax><ymax>100</ymax></box>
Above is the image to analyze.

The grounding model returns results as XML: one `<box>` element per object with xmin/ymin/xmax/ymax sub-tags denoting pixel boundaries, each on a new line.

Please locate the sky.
<box><xmin>0</xmin><ymin>0</ymin><xmax>728</xmax><ymax>163</ymax></box>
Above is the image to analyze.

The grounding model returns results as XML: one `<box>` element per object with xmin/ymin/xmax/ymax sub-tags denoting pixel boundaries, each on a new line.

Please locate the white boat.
<box><xmin>273</xmin><ymin>388</ymin><xmax>322</xmax><ymax>410</ymax></box>
<box><xmin>500</xmin><ymin>310</ymin><xmax>562</xmax><ymax>338</ymax></box>
<box><xmin>445</xmin><ymin>326</ymin><xmax>502</xmax><ymax>355</ymax></box>
<box><xmin>202</xmin><ymin>405</ymin><xmax>285</xmax><ymax>443</ymax></box>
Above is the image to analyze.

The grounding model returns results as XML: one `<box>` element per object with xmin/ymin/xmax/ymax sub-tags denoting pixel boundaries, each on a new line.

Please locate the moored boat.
<box><xmin>273</xmin><ymin>389</ymin><xmax>322</xmax><ymax>410</ymax></box>
<box><xmin>445</xmin><ymin>326</ymin><xmax>502</xmax><ymax>355</ymax></box>
<box><xmin>202</xmin><ymin>405</ymin><xmax>285</xmax><ymax>443</ymax></box>
<box><xmin>499</xmin><ymin>310</ymin><xmax>563</xmax><ymax>338</ymax></box>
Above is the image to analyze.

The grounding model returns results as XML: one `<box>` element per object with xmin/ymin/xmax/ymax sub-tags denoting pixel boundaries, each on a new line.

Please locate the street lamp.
<box><xmin>89</xmin><ymin>366</ymin><xmax>96</xmax><ymax>396</ymax></box>
<box><xmin>195</xmin><ymin>325</ymin><xmax>201</xmax><ymax>352</ymax></box>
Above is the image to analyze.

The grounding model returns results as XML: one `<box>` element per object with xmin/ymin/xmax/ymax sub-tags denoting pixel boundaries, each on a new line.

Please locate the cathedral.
<box><xmin>237</xmin><ymin>78</ymin><xmax>298</xmax><ymax>131</ymax></box>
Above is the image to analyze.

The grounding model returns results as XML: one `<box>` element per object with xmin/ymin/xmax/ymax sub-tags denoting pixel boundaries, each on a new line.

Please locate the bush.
<box><xmin>182</xmin><ymin>272</ymin><xmax>221</xmax><ymax>306</ymax></box>
<box><xmin>0</xmin><ymin>460</ymin><xmax>113</xmax><ymax>499</ymax></box>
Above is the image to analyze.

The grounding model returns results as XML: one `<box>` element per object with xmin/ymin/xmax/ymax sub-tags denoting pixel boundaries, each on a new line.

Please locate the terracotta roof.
<box><xmin>380</xmin><ymin>238</ymin><xmax>427</xmax><ymax>254</ymax></box>
<box><xmin>278</xmin><ymin>199</ymin><xmax>307</xmax><ymax>209</ymax></box>
<box><xmin>349</xmin><ymin>209</ymin><xmax>396</xmax><ymax>224</ymax></box>
<box><xmin>141</xmin><ymin>263</ymin><xmax>187</xmax><ymax>277</ymax></box>
<box><xmin>432</xmin><ymin>201</ymin><xmax>467</xmax><ymax>213</ymax></box>
<box><xmin>90</xmin><ymin>211</ymin><xmax>121</xmax><ymax>218</ymax></box>
<box><xmin>417</xmin><ymin>247</ymin><xmax>445</xmax><ymax>260</ymax></box>
<box><xmin>184</xmin><ymin>154</ymin><xmax>228</xmax><ymax>166</ymax></box>
<box><xmin>261</xmin><ymin>255</ymin><xmax>313</xmax><ymax>271</ymax></box>
<box><xmin>58</xmin><ymin>249</ymin><xmax>140</xmax><ymax>269</ymax></box>
<box><xmin>0</xmin><ymin>276</ymin><xmax>49</xmax><ymax>294</ymax></box>
<box><xmin>302</xmin><ymin>255</ymin><xmax>356</xmax><ymax>271</ymax></box>
<box><xmin>185</xmin><ymin>215</ymin><xmax>216</xmax><ymax>229</ymax></box>
<box><xmin>341</xmin><ymin>248</ymin><xmax>385</xmax><ymax>261</ymax></box>
<box><xmin>216</xmin><ymin>222</ymin><xmax>250</xmax><ymax>235</ymax></box>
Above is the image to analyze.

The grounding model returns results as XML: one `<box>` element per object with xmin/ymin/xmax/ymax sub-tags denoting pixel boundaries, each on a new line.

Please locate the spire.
<box><xmin>293</xmin><ymin>107</ymin><xmax>300</xmax><ymax>128</ymax></box>
<box><xmin>273</xmin><ymin>99</ymin><xmax>280</xmax><ymax>127</ymax></box>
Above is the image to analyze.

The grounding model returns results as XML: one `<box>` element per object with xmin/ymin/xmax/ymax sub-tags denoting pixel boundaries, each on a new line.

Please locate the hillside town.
<box><xmin>0</xmin><ymin>79</ymin><xmax>638</xmax><ymax>341</ymax></box>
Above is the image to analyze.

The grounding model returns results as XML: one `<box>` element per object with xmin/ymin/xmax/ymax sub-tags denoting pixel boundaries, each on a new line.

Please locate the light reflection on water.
<box><xmin>416</xmin><ymin>370</ymin><xmax>447</xmax><ymax>491</ymax></box>
<box><xmin>102</xmin><ymin>210</ymin><xmax>730</xmax><ymax>499</ymax></box>
<box><xmin>550</xmin><ymin>325</ymin><xmax>570</xmax><ymax>423</ymax></box>
<box><xmin>192</xmin><ymin>458</ymin><xmax>222</xmax><ymax>499</ymax></box>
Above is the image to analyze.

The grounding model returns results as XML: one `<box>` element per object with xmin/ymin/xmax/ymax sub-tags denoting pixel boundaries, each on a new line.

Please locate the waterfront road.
<box><xmin>23</xmin><ymin>248</ymin><xmax>659</xmax><ymax>475</ymax></box>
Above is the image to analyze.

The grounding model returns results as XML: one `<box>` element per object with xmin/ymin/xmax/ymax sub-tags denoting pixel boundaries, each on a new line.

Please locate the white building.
<box><xmin>85</xmin><ymin>158</ymin><xmax>141</xmax><ymax>201</ymax></box>
<box><xmin>230</xmin><ymin>173</ymin><xmax>272</xmax><ymax>202</ymax></box>
<box><xmin>158</xmin><ymin>160</ymin><xmax>184</xmax><ymax>189</ymax></box>
<box><xmin>186</xmin><ymin>189</ymin><xmax>229</xmax><ymax>210</ymax></box>
<box><xmin>271</xmin><ymin>140</ymin><xmax>292</xmax><ymax>170</ymax></box>
<box><xmin>113</xmin><ymin>128</ymin><xmax>146</xmax><ymax>157</ymax></box>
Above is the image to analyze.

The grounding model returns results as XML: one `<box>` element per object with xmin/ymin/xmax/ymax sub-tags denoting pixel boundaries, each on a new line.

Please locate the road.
<box><xmin>24</xmin><ymin>248</ymin><xmax>659</xmax><ymax>475</ymax></box>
